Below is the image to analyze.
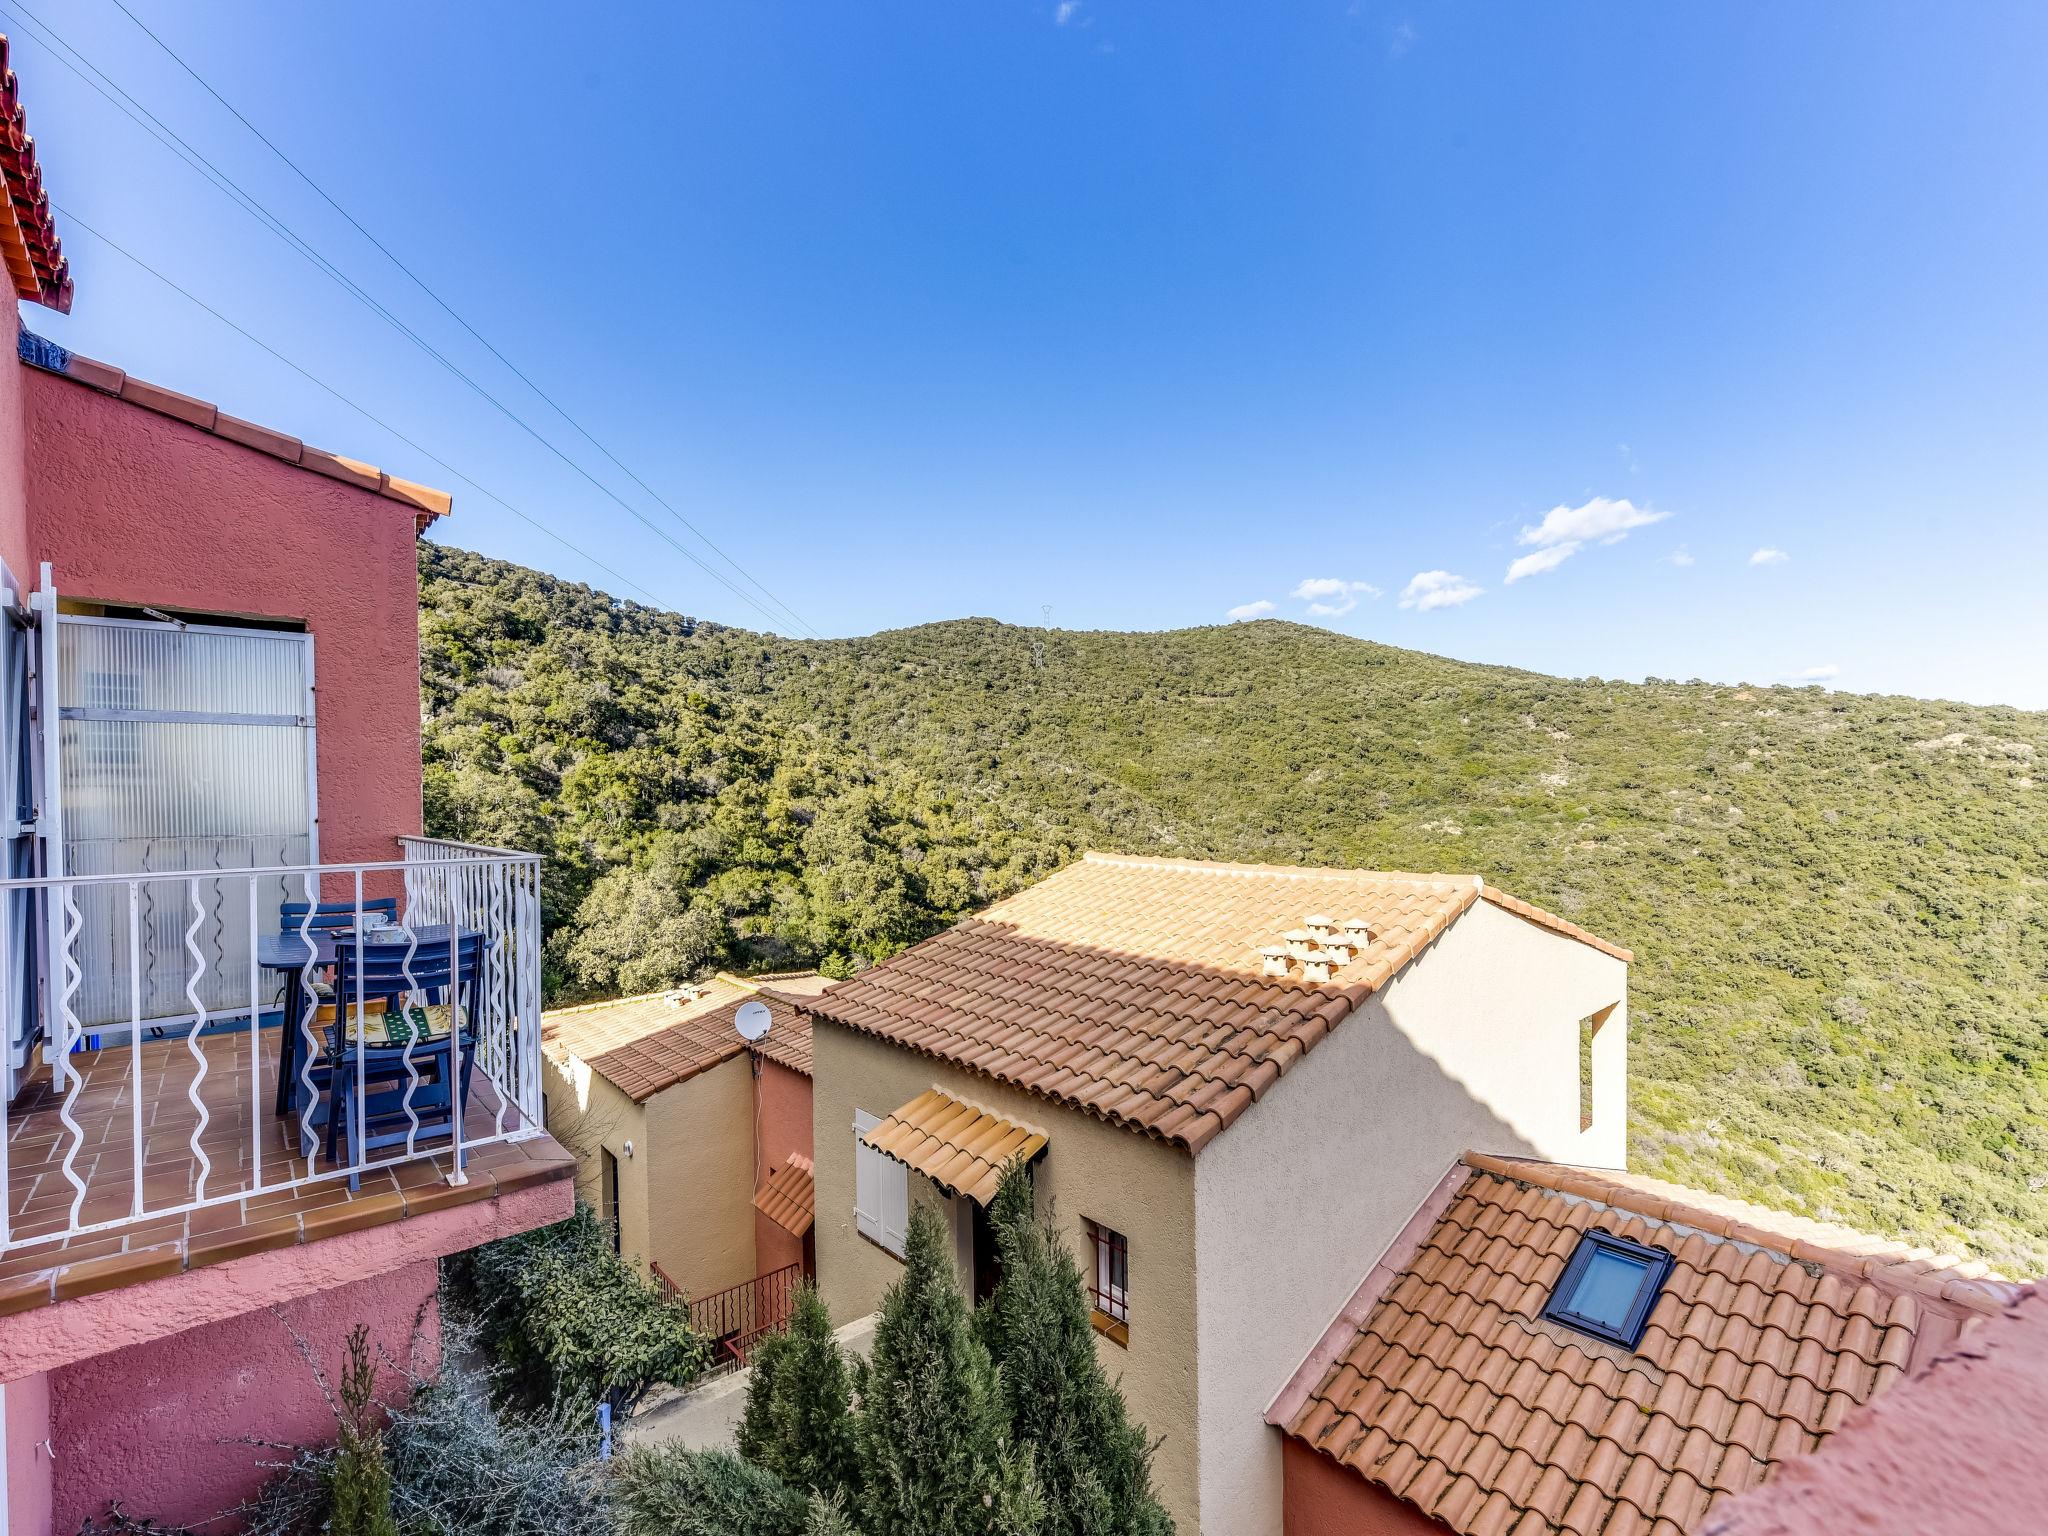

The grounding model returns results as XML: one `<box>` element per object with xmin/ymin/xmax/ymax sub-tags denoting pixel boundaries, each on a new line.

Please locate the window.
<box><xmin>1542</xmin><ymin>1229</ymin><xmax>1672</xmax><ymax>1349</ymax></box>
<box><xmin>1084</xmin><ymin>1219</ymin><xmax>1130</xmax><ymax>1346</ymax></box>
<box><xmin>1579</xmin><ymin>1003</ymin><xmax>1615</xmax><ymax>1131</ymax></box>
<box><xmin>853</xmin><ymin>1109</ymin><xmax>908</xmax><ymax>1257</ymax></box>
<box><xmin>600</xmin><ymin>1149</ymin><xmax>622</xmax><ymax>1254</ymax></box>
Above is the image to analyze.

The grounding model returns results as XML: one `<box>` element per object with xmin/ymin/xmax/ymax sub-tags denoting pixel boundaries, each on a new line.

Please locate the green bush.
<box><xmin>734</xmin><ymin>1285</ymin><xmax>858</xmax><ymax>1505</ymax></box>
<box><xmin>614</xmin><ymin>1447</ymin><xmax>808</xmax><ymax>1536</ymax></box>
<box><xmin>447</xmin><ymin>1203</ymin><xmax>707</xmax><ymax>1411</ymax></box>
<box><xmin>240</xmin><ymin>1315</ymin><xmax>612</xmax><ymax>1536</ymax></box>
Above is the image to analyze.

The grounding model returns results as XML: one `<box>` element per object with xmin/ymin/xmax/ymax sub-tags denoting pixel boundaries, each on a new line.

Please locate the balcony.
<box><xmin>0</xmin><ymin>838</ymin><xmax>563</xmax><ymax>1309</ymax></box>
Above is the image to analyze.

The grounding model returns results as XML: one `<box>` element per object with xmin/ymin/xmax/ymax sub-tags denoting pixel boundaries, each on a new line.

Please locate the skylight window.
<box><xmin>1542</xmin><ymin>1229</ymin><xmax>1673</xmax><ymax>1349</ymax></box>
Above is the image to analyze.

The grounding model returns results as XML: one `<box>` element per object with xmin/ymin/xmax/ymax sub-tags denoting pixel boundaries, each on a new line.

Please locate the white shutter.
<box><xmin>880</xmin><ymin>1152</ymin><xmax>908</xmax><ymax>1256</ymax></box>
<box><xmin>853</xmin><ymin>1110</ymin><xmax>881</xmax><ymax>1243</ymax></box>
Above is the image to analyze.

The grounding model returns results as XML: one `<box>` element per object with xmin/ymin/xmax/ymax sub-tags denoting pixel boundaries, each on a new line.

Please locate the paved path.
<box><xmin>628</xmin><ymin>1312</ymin><xmax>878</xmax><ymax>1452</ymax></box>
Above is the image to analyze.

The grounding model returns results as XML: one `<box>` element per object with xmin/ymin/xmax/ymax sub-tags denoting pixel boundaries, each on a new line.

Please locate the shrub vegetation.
<box><xmin>421</xmin><ymin>544</ymin><xmax>2048</xmax><ymax>1268</ymax></box>
<box><xmin>444</xmin><ymin>1202</ymin><xmax>707</xmax><ymax>1411</ymax></box>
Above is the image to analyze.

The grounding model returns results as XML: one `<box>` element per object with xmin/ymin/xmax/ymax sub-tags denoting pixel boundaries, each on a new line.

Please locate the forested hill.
<box><xmin>418</xmin><ymin>543</ymin><xmax>2048</xmax><ymax>1269</ymax></box>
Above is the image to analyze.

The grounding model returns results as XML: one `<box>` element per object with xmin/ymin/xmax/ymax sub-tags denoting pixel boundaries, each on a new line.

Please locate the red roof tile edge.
<box><xmin>0</xmin><ymin>38</ymin><xmax>72</xmax><ymax>313</ymax></box>
<box><xmin>1478</xmin><ymin>884</ymin><xmax>1633</xmax><ymax>963</ymax></box>
<box><xmin>17</xmin><ymin>328</ymin><xmax>451</xmax><ymax>529</ymax></box>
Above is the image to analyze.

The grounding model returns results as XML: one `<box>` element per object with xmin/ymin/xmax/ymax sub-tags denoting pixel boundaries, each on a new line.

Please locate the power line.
<box><xmin>5</xmin><ymin>0</ymin><xmax>801</xmax><ymax>634</ymax></box>
<box><xmin>103</xmin><ymin>0</ymin><xmax>816</xmax><ymax>639</ymax></box>
<box><xmin>2</xmin><ymin>3</ymin><xmax>818</xmax><ymax>636</ymax></box>
<box><xmin>53</xmin><ymin>203</ymin><xmax>670</xmax><ymax>612</ymax></box>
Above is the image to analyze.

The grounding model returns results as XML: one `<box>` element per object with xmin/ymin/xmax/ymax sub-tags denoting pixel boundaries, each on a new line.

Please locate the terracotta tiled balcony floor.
<box><xmin>0</xmin><ymin>1027</ymin><xmax>571</xmax><ymax>1316</ymax></box>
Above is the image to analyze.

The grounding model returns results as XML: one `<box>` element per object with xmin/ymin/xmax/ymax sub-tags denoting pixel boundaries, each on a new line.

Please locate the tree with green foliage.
<box><xmin>857</xmin><ymin>1203</ymin><xmax>1043</xmax><ymax>1536</ymax></box>
<box><xmin>978</xmin><ymin>1165</ymin><xmax>1174</xmax><ymax>1536</ymax></box>
<box><xmin>421</xmin><ymin>542</ymin><xmax>2048</xmax><ymax>1270</ymax></box>
<box><xmin>328</xmin><ymin>1326</ymin><xmax>399</xmax><ymax>1536</ymax></box>
<box><xmin>448</xmin><ymin>1203</ymin><xmax>707</xmax><ymax>1411</ymax></box>
<box><xmin>735</xmin><ymin>1285</ymin><xmax>860</xmax><ymax>1505</ymax></box>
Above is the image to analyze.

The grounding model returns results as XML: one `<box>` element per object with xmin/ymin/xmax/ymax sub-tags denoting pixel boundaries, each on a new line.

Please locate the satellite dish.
<box><xmin>734</xmin><ymin>999</ymin><xmax>773</xmax><ymax>1043</ymax></box>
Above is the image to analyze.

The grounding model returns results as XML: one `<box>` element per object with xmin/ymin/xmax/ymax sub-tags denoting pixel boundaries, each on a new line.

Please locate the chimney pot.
<box><xmin>1260</xmin><ymin>945</ymin><xmax>1292</xmax><ymax>977</ymax></box>
<box><xmin>1302</xmin><ymin>949</ymin><xmax>1337</xmax><ymax>983</ymax></box>
<box><xmin>1282</xmin><ymin>929</ymin><xmax>1315</xmax><ymax>958</ymax></box>
<box><xmin>1341</xmin><ymin>918</ymin><xmax>1374</xmax><ymax>947</ymax></box>
<box><xmin>1305</xmin><ymin>914</ymin><xmax>1333</xmax><ymax>939</ymax></box>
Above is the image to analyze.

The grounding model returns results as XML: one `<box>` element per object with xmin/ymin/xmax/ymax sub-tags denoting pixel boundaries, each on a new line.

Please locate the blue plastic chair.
<box><xmin>313</xmin><ymin>931</ymin><xmax>483</xmax><ymax>1182</ymax></box>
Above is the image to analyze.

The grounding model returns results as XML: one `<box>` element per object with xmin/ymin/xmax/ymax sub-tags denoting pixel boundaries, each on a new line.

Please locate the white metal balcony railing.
<box><xmin>0</xmin><ymin>837</ymin><xmax>544</xmax><ymax>1253</ymax></box>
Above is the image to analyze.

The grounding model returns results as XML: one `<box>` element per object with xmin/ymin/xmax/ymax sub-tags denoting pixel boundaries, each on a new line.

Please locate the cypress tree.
<box><xmin>736</xmin><ymin>1285</ymin><xmax>859</xmax><ymax>1506</ymax></box>
<box><xmin>735</xmin><ymin>1326</ymin><xmax>795</xmax><ymax>1473</ymax></box>
<box><xmin>773</xmin><ymin>1285</ymin><xmax>861</xmax><ymax>1503</ymax></box>
<box><xmin>979</xmin><ymin>1162</ymin><xmax>1175</xmax><ymax>1536</ymax></box>
<box><xmin>856</xmin><ymin>1202</ymin><xmax>1043</xmax><ymax>1536</ymax></box>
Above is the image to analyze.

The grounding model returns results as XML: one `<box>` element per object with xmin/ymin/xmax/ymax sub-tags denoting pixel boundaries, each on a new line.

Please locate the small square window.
<box><xmin>1542</xmin><ymin>1229</ymin><xmax>1672</xmax><ymax>1349</ymax></box>
<box><xmin>1084</xmin><ymin>1219</ymin><xmax>1130</xmax><ymax>1345</ymax></box>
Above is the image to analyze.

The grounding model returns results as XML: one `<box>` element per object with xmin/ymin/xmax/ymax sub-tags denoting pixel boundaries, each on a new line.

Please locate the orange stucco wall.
<box><xmin>753</xmin><ymin>1055</ymin><xmax>813</xmax><ymax>1275</ymax></box>
<box><xmin>16</xmin><ymin>359</ymin><xmax>426</xmax><ymax>863</ymax></box>
<box><xmin>1282</xmin><ymin>1436</ymin><xmax>1454</xmax><ymax>1536</ymax></box>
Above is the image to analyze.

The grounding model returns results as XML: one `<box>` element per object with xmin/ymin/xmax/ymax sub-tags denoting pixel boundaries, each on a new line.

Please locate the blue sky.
<box><xmin>11</xmin><ymin>2</ymin><xmax>2047</xmax><ymax>705</ymax></box>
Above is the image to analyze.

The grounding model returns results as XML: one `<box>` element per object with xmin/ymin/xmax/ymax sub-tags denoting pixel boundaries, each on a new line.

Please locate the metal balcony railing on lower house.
<box><xmin>0</xmin><ymin>837</ymin><xmax>545</xmax><ymax>1254</ymax></box>
<box><xmin>659</xmin><ymin>1260</ymin><xmax>805</xmax><ymax>1375</ymax></box>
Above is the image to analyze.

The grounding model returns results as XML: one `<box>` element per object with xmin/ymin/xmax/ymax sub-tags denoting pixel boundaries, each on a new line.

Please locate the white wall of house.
<box><xmin>1190</xmin><ymin>899</ymin><xmax>1628</xmax><ymax>1535</ymax></box>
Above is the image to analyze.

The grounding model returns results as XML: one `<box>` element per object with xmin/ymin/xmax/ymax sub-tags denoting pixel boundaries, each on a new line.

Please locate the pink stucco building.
<box><xmin>0</xmin><ymin>40</ymin><xmax>571</xmax><ymax>1533</ymax></box>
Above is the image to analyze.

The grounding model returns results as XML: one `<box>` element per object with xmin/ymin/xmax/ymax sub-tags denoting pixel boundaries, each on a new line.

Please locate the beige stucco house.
<box><xmin>541</xmin><ymin>972</ymin><xmax>830</xmax><ymax>1307</ymax></box>
<box><xmin>803</xmin><ymin>853</ymin><xmax>1631</xmax><ymax>1536</ymax></box>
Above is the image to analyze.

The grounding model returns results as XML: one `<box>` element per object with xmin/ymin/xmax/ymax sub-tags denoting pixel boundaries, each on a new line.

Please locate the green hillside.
<box><xmin>419</xmin><ymin>543</ymin><xmax>2048</xmax><ymax>1270</ymax></box>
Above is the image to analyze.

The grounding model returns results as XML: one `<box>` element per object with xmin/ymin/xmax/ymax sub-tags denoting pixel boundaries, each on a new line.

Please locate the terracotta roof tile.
<box><xmin>0</xmin><ymin>38</ymin><xmax>69</xmax><ymax>312</ymax></box>
<box><xmin>752</xmin><ymin>1153</ymin><xmax>815</xmax><ymax>1237</ymax></box>
<box><xmin>1276</xmin><ymin>1154</ymin><xmax>2012</xmax><ymax>1536</ymax></box>
<box><xmin>806</xmin><ymin>854</ymin><xmax>1626</xmax><ymax>1153</ymax></box>
<box><xmin>861</xmin><ymin>1086</ymin><xmax>1047</xmax><ymax>1206</ymax></box>
<box><xmin>542</xmin><ymin>973</ymin><xmax>825</xmax><ymax>1101</ymax></box>
<box><xmin>15</xmin><ymin>329</ymin><xmax>451</xmax><ymax>529</ymax></box>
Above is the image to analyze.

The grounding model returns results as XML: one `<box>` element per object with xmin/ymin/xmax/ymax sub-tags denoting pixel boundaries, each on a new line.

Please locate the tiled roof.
<box><xmin>16</xmin><ymin>330</ymin><xmax>451</xmax><ymax>530</ymax></box>
<box><xmin>0</xmin><ymin>38</ymin><xmax>70</xmax><ymax>312</ymax></box>
<box><xmin>862</xmin><ymin>1087</ymin><xmax>1048</xmax><ymax>1207</ymax></box>
<box><xmin>803</xmin><ymin>853</ymin><xmax>1627</xmax><ymax>1155</ymax></box>
<box><xmin>753</xmin><ymin>1154</ymin><xmax>815</xmax><ymax>1237</ymax></box>
<box><xmin>1701</xmin><ymin>1287</ymin><xmax>2048</xmax><ymax>1536</ymax></box>
<box><xmin>543</xmin><ymin>973</ymin><xmax>824</xmax><ymax>1101</ymax></box>
<box><xmin>1273</xmin><ymin>1153</ymin><xmax>2017</xmax><ymax>1536</ymax></box>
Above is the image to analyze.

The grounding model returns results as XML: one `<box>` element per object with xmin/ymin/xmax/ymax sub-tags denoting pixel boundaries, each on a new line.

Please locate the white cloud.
<box><xmin>1788</xmin><ymin>663</ymin><xmax>1841</xmax><ymax>682</ymax></box>
<box><xmin>1517</xmin><ymin>496</ymin><xmax>1670</xmax><ymax>550</ymax></box>
<box><xmin>1504</xmin><ymin>542</ymin><xmax>1581</xmax><ymax>584</ymax></box>
<box><xmin>1398</xmin><ymin>570</ymin><xmax>1483</xmax><ymax>611</ymax></box>
<box><xmin>1389</xmin><ymin>20</ymin><xmax>1417</xmax><ymax>56</ymax></box>
<box><xmin>1225</xmin><ymin>599</ymin><xmax>1276</xmax><ymax>621</ymax></box>
<box><xmin>1290</xmin><ymin>577</ymin><xmax>1382</xmax><ymax>617</ymax></box>
<box><xmin>1665</xmin><ymin>546</ymin><xmax>1695</xmax><ymax>567</ymax></box>
<box><xmin>1750</xmin><ymin>547</ymin><xmax>1790</xmax><ymax>566</ymax></box>
<box><xmin>1054</xmin><ymin>0</ymin><xmax>1081</xmax><ymax>23</ymax></box>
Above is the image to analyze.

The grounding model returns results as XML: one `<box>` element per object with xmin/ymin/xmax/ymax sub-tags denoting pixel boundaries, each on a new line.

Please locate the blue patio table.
<box><xmin>257</xmin><ymin>924</ymin><xmax>472</xmax><ymax>1116</ymax></box>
